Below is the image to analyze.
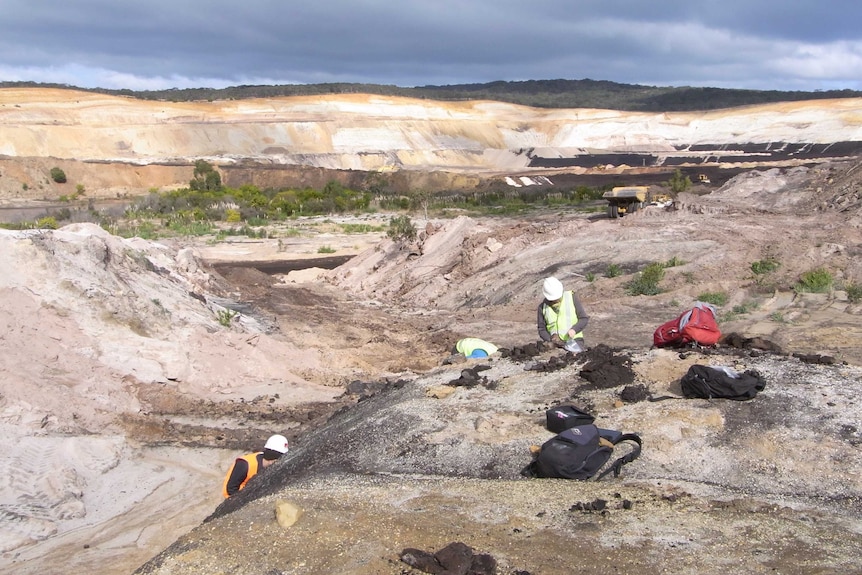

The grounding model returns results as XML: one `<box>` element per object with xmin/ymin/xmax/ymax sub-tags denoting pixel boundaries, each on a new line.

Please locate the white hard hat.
<box><xmin>264</xmin><ymin>434</ymin><xmax>289</xmax><ymax>454</ymax></box>
<box><xmin>542</xmin><ymin>277</ymin><xmax>564</xmax><ymax>301</ymax></box>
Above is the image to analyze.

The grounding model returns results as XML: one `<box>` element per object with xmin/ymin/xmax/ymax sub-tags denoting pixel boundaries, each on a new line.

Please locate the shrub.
<box><xmin>217</xmin><ymin>309</ymin><xmax>237</xmax><ymax>327</ymax></box>
<box><xmin>107</xmin><ymin>220</ymin><xmax>158</xmax><ymax>239</ymax></box>
<box><xmin>49</xmin><ymin>167</ymin><xmax>67</xmax><ymax>183</ymax></box>
<box><xmin>795</xmin><ymin>268</ymin><xmax>833</xmax><ymax>293</ymax></box>
<box><xmin>190</xmin><ymin>160</ymin><xmax>222</xmax><ymax>191</ymax></box>
<box><xmin>751</xmin><ymin>258</ymin><xmax>780</xmax><ymax>275</ymax></box>
<box><xmin>664</xmin><ymin>256</ymin><xmax>685</xmax><ymax>267</ymax></box>
<box><xmin>166</xmin><ymin>221</ymin><xmax>214</xmax><ymax>236</ymax></box>
<box><xmin>721</xmin><ymin>300</ymin><xmax>759</xmax><ymax>322</ymax></box>
<box><xmin>54</xmin><ymin>207</ymin><xmax>71</xmax><ymax>222</ymax></box>
<box><xmin>605</xmin><ymin>263</ymin><xmax>622</xmax><ymax>278</ymax></box>
<box><xmin>317</xmin><ymin>245</ymin><xmax>336</xmax><ymax>254</ymax></box>
<box><xmin>846</xmin><ymin>282</ymin><xmax>862</xmax><ymax>303</ymax></box>
<box><xmin>732</xmin><ymin>301</ymin><xmax>758</xmax><ymax>315</ymax></box>
<box><xmin>340</xmin><ymin>223</ymin><xmax>384</xmax><ymax>233</ymax></box>
<box><xmin>667</xmin><ymin>169</ymin><xmax>691</xmax><ymax>194</ymax></box>
<box><xmin>225</xmin><ymin>208</ymin><xmax>242</xmax><ymax>223</ymax></box>
<box><xmin>36</xmin><ymin>216</ymin><xmax>58</xmax><ymax>229</ymax></box>
<box><xmin>625</xmin><ymin>262</ymin><xmax>665</xmax><ymax>296</ymax></box>
<box><xmin>697</xmin><ymin>291</ymin><xmax>728</xmax><ymax>306</ymax></box>
<box><xmin>387</xmin><ymin>215</ymin><xmax>416</xmax><ymax>241</ymax></box>
<box><xmin>586</xmin><ymin>272</ymin><xmax>596</xmax><ymax>282</ymax></box>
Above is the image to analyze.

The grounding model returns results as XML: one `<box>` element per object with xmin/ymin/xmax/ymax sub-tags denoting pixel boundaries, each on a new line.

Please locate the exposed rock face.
<box><xmin>2</xmin><ymin>88</ymin><xmax>862</xmax><ymax>200</ymax></box>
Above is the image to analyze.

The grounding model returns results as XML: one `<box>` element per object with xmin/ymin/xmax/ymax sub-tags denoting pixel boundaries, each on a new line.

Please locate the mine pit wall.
<box><xmin>5</xmin><ymin>145</ymin><xmax>859</xmax><ymax>208</ymax></box>
<box><xmin>0</xmin><ymin>156</ymin><xmax>194</xmax><ymax>200</ymax></box>
<box><xmin>220</xmin><ymin>164</ymin><xmax>484</xmax><ymax>195</ymax></box>
<box><xmin>528</xmin><ymin>141</ymin><xmax>862</xmax><ymax>169</ymax></box>
<box><xmin>0</xmin><ymin>156</ymin><xmax>487</xmax><ymax>202</ymax></box>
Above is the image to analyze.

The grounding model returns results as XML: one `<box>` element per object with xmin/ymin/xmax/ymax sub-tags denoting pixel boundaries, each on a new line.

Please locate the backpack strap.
<box><xmin>647</xmin><ymin>394</ymin><xmax>682</xmax><ymax>402</ymax></box>
<box><xmin>595</xmin><ymin>433</ymin><xmax>642</xmax><ymax>480</ymax></box>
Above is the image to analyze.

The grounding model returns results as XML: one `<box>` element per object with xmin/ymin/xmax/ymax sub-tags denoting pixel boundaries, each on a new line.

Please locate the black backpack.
<box><xmin>680</xmin><ymin>364</ymin><xmax>766</xmax><ymax>400</ymax></box>
<box><xmin>545</xmin><ymin>405</ymin><xmax>595</xmax><ymax>433</ymax></box>
<box><xmin>523</xmin><ymin>424</ymin><xmax>642</xmax><ymax>480</ymax></box>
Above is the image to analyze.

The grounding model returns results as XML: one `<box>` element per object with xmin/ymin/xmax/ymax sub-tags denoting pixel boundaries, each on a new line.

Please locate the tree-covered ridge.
<box><xmin>2</xmin><ymin>78</ymin><xmax>859</xmax><ymax>112</ymax></box>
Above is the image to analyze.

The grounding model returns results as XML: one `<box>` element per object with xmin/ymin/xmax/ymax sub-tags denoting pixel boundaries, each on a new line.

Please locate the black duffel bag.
<box><xmin>680</xmin><ymin>364</ymin><xmax>766</xmax><ymax>400</ymax></box>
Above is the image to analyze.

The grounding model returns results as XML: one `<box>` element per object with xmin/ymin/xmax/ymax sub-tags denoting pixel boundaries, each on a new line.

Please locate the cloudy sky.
<box><xmin>1</xmin><ymin>0</ymin><xmax>860</xmax><ymax>92</ymax></box>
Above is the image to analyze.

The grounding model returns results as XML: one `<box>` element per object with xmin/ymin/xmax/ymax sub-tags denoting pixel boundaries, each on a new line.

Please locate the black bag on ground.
<box><xmin>545</xmin><ymin>405</ymin><xmax>595</xmax><ymax>433</ymax></box>
<box><xmin>523</xmin><ymin>424</ymin><xmax>642</xmax><ymax>480</ymax></box>
<box><xmin>680</xmin><ymin>364</ymin><xmax>766</xmax><ymax>400</ymax></box>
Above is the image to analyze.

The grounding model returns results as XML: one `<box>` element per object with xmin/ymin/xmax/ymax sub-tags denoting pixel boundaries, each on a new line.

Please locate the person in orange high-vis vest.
<box><xmin>222</xmin><ymin>434</ymin><xmax>289</xmax><ymax>498</ymax></box>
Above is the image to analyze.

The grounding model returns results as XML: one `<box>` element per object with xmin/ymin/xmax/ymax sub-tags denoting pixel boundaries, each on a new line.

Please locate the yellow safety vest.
<box><xmin>543</xmin><ymin>291</ymin><xmax>584</xmax><ymax>341</ymax></box>
<box><xmin>456</xmin><ymin>338</ymin><xmax>499</xmax><ymax>356</ymax></box>
<box><xmin>222</xmin><ymin>452</ymin><xmax>260</xmax><ymax>498</ymax></box>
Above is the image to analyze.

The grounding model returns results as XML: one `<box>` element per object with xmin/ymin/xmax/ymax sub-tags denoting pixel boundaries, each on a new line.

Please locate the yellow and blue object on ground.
<box><xmin>456</xmin><ymin>337</ymin><xmax>498</xmax><ymax>358</ymax></box>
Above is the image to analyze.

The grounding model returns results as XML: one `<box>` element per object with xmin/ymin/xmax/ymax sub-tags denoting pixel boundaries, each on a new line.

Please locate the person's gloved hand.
<box><xmin>551</xmin><ymin>334</ymin><xmax>566</xmax><ymax>348</ymax></box>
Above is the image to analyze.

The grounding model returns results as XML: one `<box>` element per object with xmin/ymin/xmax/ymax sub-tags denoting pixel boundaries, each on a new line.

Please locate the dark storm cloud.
<box><xmin>0</xmin><ymin>0</ymin><xmax>860</xmax><ymax>91</ymax></box>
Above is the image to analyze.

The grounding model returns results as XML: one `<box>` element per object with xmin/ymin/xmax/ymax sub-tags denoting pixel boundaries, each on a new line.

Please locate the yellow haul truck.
<box><xmin>602</xmin><ymin>186</ymin><xmax>650</xmax><ymax>218</ymax></box>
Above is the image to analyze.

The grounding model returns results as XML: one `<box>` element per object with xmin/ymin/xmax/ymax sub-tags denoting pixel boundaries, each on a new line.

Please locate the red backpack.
<box><xmin>653</xmin><ymin>302</ymin><xmax>721</xmax><ymax>348</ymax></box>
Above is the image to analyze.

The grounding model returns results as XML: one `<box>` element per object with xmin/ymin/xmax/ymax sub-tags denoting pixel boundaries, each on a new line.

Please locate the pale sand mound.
<box><xmin>0</xmin><ymin>225</ymin><xmax>346</xmax><ymax>574</ymax></box>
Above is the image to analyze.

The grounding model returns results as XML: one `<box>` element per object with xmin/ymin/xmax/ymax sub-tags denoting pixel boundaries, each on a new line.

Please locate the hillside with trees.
<box><xmin>2</xmin><ymin>78</ymin><xmax>860</xmax><ymax>111</ymax></box>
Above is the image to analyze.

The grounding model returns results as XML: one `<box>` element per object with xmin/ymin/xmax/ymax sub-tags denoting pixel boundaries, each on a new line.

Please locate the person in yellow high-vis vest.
<box><xmin>537</xmin><ymin>276</ymin><xmax>590</xmax><ymax>353</ymax></box>
<box><xmin>222</xmin><ymin>434</ymin><xmax>289</xmax><ymax>498</ymax></box>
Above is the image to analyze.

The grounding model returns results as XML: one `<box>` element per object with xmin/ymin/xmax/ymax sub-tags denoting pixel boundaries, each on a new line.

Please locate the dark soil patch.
<box><xmin>576</xmin><ymin>344</ymin><xmax>636</xmax><ymax>390</ymax></box>
<box><xmin>619</xmin><ymin>384</ymin><xmax>650</xmax><ymax>403</ymax></box>
<box><xmin>212</xmin><ymin>255</ymin><xmax>353</xmax><ymax>275</ymax></box>
<box><xmin>126</xmin><ymin>382</ymin><xmax>353</xmax><ymax>451</ymax></box>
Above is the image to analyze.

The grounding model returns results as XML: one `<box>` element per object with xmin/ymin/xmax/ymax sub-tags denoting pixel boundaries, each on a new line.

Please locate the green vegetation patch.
<box><xmin>795</xmin><ymin>268</ymin><xmax>833</xmax><ymax>294</ymax></box>
<box><xmin>50</xmin><ymin>167</ymin><xmax>67</xmax><ymax>184</ymax></box>
<box><xmin>339</xmin><ymin>223</ymin><xmax>385</xmax><ymax>233</ymax></box>
<box><xmin>625</xmin><ymin>262</ymin><xmax>665</xmax><ymax>296</ymax></box>
<box><xmin>605</xmin><ymin>263</ymin><xmax>622</xmax><ymax>278</ymax></box>
<box><xmin>751</xmin><ymin>258</ymin><xmax>780</xmax><ymax>275</ymax></box>
<box><xmin>217</xmin><ymin>309</ymin><xmax>237</xmax><ymax>327</ymax></box>
<box><xmin>721</xmin><ymin>300</ymin><xmax>759</xmax><ymax>322</ymax></box>
<box><xmin>387</xmin><ymin>215</ymin><xmax>417</xmax><ymax>242</ymax></box>
<box><xmin>697</xmin><ymin>291</ymin><xmax>728</xmax><ymax>306</ymax></box>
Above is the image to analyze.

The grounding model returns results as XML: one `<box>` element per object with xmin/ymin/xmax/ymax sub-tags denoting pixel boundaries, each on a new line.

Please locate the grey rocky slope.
<box><xmin>135</xmin><ymin>344</ymin><xmax>862</xmax><ymax>575</ymax></box>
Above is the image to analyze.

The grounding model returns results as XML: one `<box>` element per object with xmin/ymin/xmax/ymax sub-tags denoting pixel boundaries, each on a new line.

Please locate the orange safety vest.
<box><xmin>222</xmin><ymin>452</ymin><xmax>261</xmax><ymax>498</ymax></box>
